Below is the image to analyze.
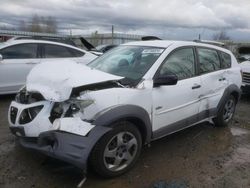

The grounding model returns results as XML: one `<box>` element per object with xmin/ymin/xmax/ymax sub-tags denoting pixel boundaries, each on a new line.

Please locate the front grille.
<box><xmin>243</xmin><ymin>72</ymin><xmax>250</xmax><ymax>83</ymax></box>
<box><xmin>19</xmin><ymin>105</ymin><xmax>43</xmax><ymax>125</ymax></box>
<box><xmin>10</xmin><ymin>107</ymin><xmax>18</xmax><ymax>124</ymax></box>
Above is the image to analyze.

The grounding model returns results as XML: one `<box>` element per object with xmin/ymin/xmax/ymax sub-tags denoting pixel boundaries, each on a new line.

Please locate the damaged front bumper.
<box><xmin>8</xmin><ymin>99</ymin><xmax>112</xmax><ymax>172</ymax></box>
<box><xmin>15</xmin><ymin>126</ymin><xmax>111</xmax><ymax>173</ymax></box>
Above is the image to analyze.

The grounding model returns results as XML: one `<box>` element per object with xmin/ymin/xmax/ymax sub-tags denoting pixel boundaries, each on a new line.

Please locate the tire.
<box><xmin>214</xmin><ymin>95</ymin><xmax>236</xmax><ymax>127</ymax></box>
<box><xmin>89</xmin><ymin>121</ymin><xmax>142</xmax><ymax>178</ymax></box>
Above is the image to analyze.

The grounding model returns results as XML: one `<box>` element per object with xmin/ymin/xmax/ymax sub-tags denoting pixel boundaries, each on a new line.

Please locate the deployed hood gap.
<box><xmin>71</xmin><ymin>81</ymin><xmax>123</xmax><ymax>97</ymax></box>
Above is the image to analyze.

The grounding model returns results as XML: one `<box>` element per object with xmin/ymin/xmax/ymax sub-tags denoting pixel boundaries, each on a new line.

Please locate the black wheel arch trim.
<box><xmin>19</xmin><ymin>126</ymin><xmax>112</xmax><ymax>173</ymax></box>
<box><xmin>217</xmin><ymin>84</ymin><xmax>241</xmax><ymax>112</ymax></box>
<box><xmin>92</xmin><ymin>105</ymin><xmax>152</xmax><ymax>144</ymax></box>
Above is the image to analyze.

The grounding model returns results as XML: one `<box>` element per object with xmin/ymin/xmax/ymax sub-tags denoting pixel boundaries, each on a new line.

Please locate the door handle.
<box><xmin>219</xmin><ymin>77</ymin><xmax>226</xmax><ymax>81</ymax></box>
<box><xmin>26</xmin><ymin>62</ymin><xmax>36</xmax><ymax>65</ymax></box>
<box><xmin>192</xmin><ymin>84</ymin><xmax>201</xmax><ymax>89</ymax></box>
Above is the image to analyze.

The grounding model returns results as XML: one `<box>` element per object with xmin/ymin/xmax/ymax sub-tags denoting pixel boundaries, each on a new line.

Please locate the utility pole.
<box><xmin>70</xmin><ymin>29</ymin><xmax>72</xmax><ymax>38</ymax></box>
<box><xmin>111</xmin><ymin>25</ymin><xmax>114</xmax><ymax>44</ymax></box>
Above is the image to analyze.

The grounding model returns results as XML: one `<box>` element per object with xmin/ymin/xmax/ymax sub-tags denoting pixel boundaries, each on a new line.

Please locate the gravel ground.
<box><xmin>0</xmin><ymin>94</ymin><xmax>250</xmax><ymax>188</ymax></box>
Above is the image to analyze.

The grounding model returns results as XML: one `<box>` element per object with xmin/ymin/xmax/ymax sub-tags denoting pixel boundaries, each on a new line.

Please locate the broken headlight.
<box><xmin>49</xmin><ymin>99</ymin><xmax>94</xmax><ymax>123</ymax></box>
<box><xmin>65</xmin><ymin>99</ymin><xmax>94</xmax><ymax>117</ymax></box>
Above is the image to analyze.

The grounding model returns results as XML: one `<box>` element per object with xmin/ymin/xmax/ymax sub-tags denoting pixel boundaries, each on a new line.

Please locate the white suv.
<box><xmin>8</xmin><ymin>40</ymin><xmax>242</xmax><ymax>177</ymax></box>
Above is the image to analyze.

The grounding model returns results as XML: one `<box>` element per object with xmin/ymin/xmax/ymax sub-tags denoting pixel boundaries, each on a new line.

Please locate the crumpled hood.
<box><xmin>240</xmin><ymin>61</ymin><xmax>250</xmax><ymax>72</ymax></box>
<box><xmin>26</xmin><ymin>60</ymin><xmax>123</xmax><ymax>102</ymax></box>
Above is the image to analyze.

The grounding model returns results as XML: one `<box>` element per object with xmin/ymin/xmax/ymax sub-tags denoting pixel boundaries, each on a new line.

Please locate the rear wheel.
<box><xmin>90</xmin><ymin>121</ymin><xmax>142</xmax><ymax>178</ymax></box>
<box><xmin>214</xmin><ymin>95</ymin><xmax>236</xmax><ymax>127</ymax></box>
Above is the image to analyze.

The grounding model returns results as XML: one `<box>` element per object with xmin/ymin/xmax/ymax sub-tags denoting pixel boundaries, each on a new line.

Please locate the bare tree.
<box><xmin>29</xmin><ymin>14</ymin><xmax>41</xmax><ymax>32</ymax></box>
<box><xmin>212</xmin><ymin>30</ymin><xmax>230</xmax><ymax>41</ymax></box>
<box><xmin>0</xmin><ymin>24</ymin><xmax>15</xmax><ymax>31</ymax></box>
<box><xmin>19</xmin><ymin>15</ymin><xmax>58</xmax><ymax>33</ymax></box>
<box><xmin>18</xmin><ymin>20</ymin><xmax>27</xmax><ymax>31</ymax></box>
<box><xmin>44</xmin><ymin>16</ymin><xmax>57</xmax><ymax>33</ymax></box>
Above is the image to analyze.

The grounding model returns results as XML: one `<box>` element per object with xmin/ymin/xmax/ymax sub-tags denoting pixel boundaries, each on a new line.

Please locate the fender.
<box><xmin>92</xmin><ymin>105</ymin><xmax>152</xmax><ymax>143</ymax></box>
<box><xmin>217</xmin><ymin>84</ymin><xmax>241</xmax><ymax>112</ymax></box>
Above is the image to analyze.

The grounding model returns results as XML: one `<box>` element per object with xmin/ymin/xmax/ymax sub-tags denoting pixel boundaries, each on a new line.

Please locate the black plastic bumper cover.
<box><xmin>10</xmin><ymin>126</ymin><xmax>25</xmax><ymax>137</ymax></box>
<box><xmin>18</xmin><ymin>126</ymin><xmax>111</xmax><ymax>173</ymax></box>
<box><xmin>241</xmin><ymin>85</ymin><xmax>250</xmax><ymax>93</ymax></box>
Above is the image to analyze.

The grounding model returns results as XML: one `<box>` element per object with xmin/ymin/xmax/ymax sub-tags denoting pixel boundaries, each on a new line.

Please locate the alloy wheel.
<box><xmin>103</xmin><ymin>131</ymin><xmax>138</xmax><ymax>172</ymax></box>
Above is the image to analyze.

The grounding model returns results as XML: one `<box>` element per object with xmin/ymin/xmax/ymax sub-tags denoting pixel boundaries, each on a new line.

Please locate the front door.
<box><xmin>152</xmin><ymin>47</ymin><xmax>202</xmax><ymax>138</ymax></box>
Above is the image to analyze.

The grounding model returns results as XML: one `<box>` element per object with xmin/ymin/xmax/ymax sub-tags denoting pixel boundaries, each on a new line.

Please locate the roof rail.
<box><xmin>193</xmin><ymin>39</ymin><xmax>225</xmax><ymax>47</ymax></box>
<box><xmin>141</xmin><ymin>36</ymin><xmax>162</xmax><ymax>41</ymax></box>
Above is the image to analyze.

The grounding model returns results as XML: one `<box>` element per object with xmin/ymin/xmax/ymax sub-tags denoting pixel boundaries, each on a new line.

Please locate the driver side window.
<box><xmin>159</xmin><ymin>48</ymin><xmax>195</xmax><ymax>80</ymax></box>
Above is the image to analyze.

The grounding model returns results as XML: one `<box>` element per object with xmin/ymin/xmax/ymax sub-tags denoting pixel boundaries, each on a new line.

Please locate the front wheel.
<box><xmin>214</xmin><ymin>95</ymin><xmax>236</xmax><ymax>127</ymax></box>
<box><xmin>90</xmin><ymin>121</ymin><xmax>142</xmax><ymax>178</ymax></box>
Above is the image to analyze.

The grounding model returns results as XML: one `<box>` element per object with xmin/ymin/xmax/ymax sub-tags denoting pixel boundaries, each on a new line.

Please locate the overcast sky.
<box><xmin>1</xmin><ymin>0</ymin><xmax>250</xmax><ymax>41</ymax></box>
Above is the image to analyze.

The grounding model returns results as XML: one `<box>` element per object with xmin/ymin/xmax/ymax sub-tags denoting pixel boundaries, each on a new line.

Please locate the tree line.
<box><xmin>0</xmin><ymin>15</ymin><xmax>58</xmax><ymax>33</ymax></box>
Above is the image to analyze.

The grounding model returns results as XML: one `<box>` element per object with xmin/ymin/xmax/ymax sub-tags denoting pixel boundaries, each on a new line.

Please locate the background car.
<box><xmin>238</xmin><ymin>54</ymin><xmax>250</xmax><ymax>63</ymax></box>
<box><xmin>0</xmin><ymin>39</ymin><xmax>97</xmax><ymax>94</ymax></box>
<box><xmin>240</xmin><ymin>60</ymin><xmax>250</xmax><ymax>93</ymax></box>
<box><xmin>95</xmin><ymin>44</ymin><xmax>118</xmax><ymax>53</ymax></box>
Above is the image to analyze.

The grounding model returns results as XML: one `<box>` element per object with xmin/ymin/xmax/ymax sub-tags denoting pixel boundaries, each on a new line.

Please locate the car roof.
<box><xmin>123</xmin><ymin>40</ymin><xmax>231</xmax><ymax>54</ymax></box>
<box><xmin>2</xmin><ymin>39</ymin><xmax>85</xmax><ymax>52</ymax></box>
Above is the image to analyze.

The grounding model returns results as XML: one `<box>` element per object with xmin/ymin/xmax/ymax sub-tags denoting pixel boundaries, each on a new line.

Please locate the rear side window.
<box><xmin>197</xmin><ymin>48</ymin><xmax>220</xmax><ymax>74</ymax></box>
<box><xmin>44</xmin><ymin>44</ymin><xmax>82</xmax><ymax>58</ymax></box>
<box><xmin>70</xmin><ymin>49</ymin><xmax>85</xmax><ymax>57</ymax></box>
<box><xmin>220</xmin><ymin>52</ymin><xmax>231</xmax><ymax>69</ymax></box>
<box><xmin>159</xmin><ymin>48</ymin><xmax>195</xmax><ymax>80</ymax></box>
<box><xmin>0</xmin><ymin>43</ymin><xmax>38</xmax><ymax>59</ymax></box>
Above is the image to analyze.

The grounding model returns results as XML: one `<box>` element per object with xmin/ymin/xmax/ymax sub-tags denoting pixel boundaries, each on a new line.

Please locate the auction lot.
<box><xmin>1</xmin><ymin>94</ymin><xmax>250</xmax><ymax>188</ymax></box>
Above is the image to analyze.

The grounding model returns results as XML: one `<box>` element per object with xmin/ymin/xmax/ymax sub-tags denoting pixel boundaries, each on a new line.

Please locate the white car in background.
<box><xmin>0</xmin><ymin>39</ymin><xmax>97</xmax><ymax>94</ymax></box>
<box><xmin>240</xmin><ymin>60</ymin><xmax>250</xmax><ymax>93</ymax></box>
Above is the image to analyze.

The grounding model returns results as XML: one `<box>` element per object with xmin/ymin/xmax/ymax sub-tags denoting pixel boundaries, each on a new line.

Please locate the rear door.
<box><xmin>0</xmin><ymin>43</ymin><xmax>40</xmax><ymax>93</ymax></box>
<box><xmin>196</xmin><ymin>47</ymin><xmax>228</xmax><ymax>115</ymax></box>
<box><xmin>41</xmin><ymin>43</ymin><xmax>86</xmax><ymax>63</ymax></box>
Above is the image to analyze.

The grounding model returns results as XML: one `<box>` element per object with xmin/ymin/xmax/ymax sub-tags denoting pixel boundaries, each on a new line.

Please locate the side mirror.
<box><xmin>153</xmin><ymin>74</ymin><xmax>178</xmax><ymax>87</ymax></box>
<box><xmin>0</xmin><ymin>54</ymin><xmax>3</xmax><ymax>61</ymax></box>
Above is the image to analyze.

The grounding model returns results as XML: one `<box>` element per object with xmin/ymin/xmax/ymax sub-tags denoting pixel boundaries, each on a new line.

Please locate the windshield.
<box><xmin>88</xmin><ymin>46</ymin><xmax>164</xmax><ymax>80</ymax></box>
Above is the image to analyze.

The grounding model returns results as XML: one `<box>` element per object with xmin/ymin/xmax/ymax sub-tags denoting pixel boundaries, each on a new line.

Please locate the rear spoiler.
<box><xmin>79</xmin><ymin>37</ymin><xmax>96</xmax><ymax>51</ymax></box>
<box><xmin>141</xmin><ymin>36</ymin><xmax>162</xmax><ymax>41</ymax></box>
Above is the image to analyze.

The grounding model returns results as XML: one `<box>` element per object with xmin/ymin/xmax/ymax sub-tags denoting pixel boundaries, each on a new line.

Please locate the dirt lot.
<box><xmin>1</xmin><ymin>94</ymin><xmax>250</xmax><ymax>188</ymax></box>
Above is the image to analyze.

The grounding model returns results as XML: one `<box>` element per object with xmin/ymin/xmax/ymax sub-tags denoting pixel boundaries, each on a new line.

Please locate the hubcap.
<box><xmin>103</xmin><ymin>131</ymin><xmax>138</xmax><ymax>172</ymax></box>
<box><xmin>223</xmin><ymin>98</ymin><xmax>235</xmax><ymax>122</ymax></box>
